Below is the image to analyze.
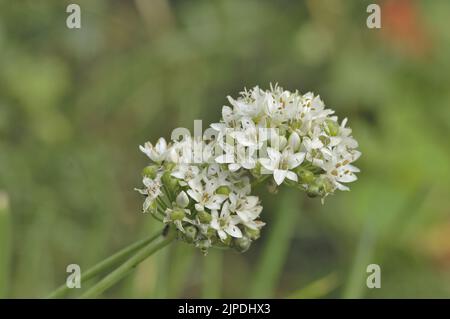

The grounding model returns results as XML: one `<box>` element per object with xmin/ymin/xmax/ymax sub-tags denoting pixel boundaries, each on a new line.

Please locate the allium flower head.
<box><xmin>137</xmin><ymin>85</ymin><xmax>360</xmax><ymax>254</ymax></box>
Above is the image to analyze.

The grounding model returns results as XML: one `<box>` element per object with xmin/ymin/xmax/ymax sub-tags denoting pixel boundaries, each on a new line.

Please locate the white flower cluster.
<box><xmin>136</xmin><ymin>85</ymin><xmax>360</xmax><ymax>253</ymax></box>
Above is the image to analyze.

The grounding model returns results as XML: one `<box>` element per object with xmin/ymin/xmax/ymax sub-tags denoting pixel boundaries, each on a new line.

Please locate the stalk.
<box><xmin>46</xmin><ymin>230</ymin><xmax>163</xmax><ymax>298</ymax></box>
<box><xmin>80</xmin><ymin>228</ymin><xmax>176</xmax><ymax>298</ymax></box>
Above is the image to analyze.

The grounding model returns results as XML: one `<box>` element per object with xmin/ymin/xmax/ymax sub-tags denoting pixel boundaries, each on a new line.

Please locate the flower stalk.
<box><xmin>46</xmin><ymin>230</ymin><xmax>163</xmax><ymax>298</ymax></box>
<box><xmin>79</xmin><ymin>227</ymin><xmax>176</xmax><ymax>298</ymax></box>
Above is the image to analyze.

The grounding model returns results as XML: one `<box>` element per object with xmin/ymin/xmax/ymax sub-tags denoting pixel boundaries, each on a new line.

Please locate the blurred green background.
<box><xmin>1</xmin><ymin>0</ymin><xmax>450</xmax><ymax>298</ymax></box>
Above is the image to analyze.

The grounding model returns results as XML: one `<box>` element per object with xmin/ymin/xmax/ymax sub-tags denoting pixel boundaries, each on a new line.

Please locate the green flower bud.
<box><xmin>142</xmin><ymin>165</ymin><xmax>158</xmax><ymax>179</ymax></box>
<box><xmin>306</xmin><ymin>176</ymin><xmax>334</xmax><ymax>198</ymax></box>
<box><xmin>216</xmin><ymin>186</ymin><xmax>231</xmax><ymax>196</ymax></box>
<box><xmin>245</xmin><ymin>228</ymin><xmax>260</xmax><ymax>241</ymax></box>
<box><xmin>196</xmin><ymin>239</ymin><xmax>211</xmax><ymax>255</ymax></box>
<box><xmin>183</xmin><ymin>225</ymin><xmax>197</xmax><ymax>243</ymax></box>
<box><xmin>291</xmin><ymin>120</ymin><xmax>302</xmax><ymax>130</ymax></box>
<box><xmin>207</xmin><ymin>227</ymin><xmax>217</xmax><ymax>239</ymax></box>
<box><xmin>325</xmin><ymin>119</ymin><xmax>339</xmax><ymax>136</ymax></box>
<box><xmin>221</xmin><ymin>234</ymin><xmax>232</xmax><ymax>246</ymax></box>
<box><xmin>198</xmin><ymin>211</ymin><xmax>212</xmax><ymax>223</ymax></box>
<box><xmin>234</xmin><ymin>236</ymin><xmax>251</xmax><ymax>253</ymax></box>
<box><xmin>319</xmin><ymin>135</ymin><xmax>330</xmax><ymax>145</ymax></box>
<box><xmin>317</xmin><ymin>176</ymin><xmax>334</xmax><ymax>194</ymax></box>
<box><xmin>306</xmin><ymin>184</ymin><xmax>320</xmax><ymax>198</ymax></box>
<box><xmin>296</xmin><ymin>168</ymin><xmax>315</xmax><ymax>184</ymax></box>
<box><xmin>170</xmin><ymin>209</ymin><xmax>185</xmax><ymax>221</ymax></box>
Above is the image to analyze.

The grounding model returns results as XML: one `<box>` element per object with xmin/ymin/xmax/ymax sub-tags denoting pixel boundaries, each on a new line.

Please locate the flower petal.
<box><xmin>273</xmin><ymin>169</ymin><xmax>287</xmax><ymax>185</ymax></box>
<box><xmin>225</xmin><ymin>225</ymin><xmax>243</xmax><ymax>238</ymax></box>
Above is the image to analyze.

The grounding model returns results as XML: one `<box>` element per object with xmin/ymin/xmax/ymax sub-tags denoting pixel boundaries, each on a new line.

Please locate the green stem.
<box><xmin>80</xmin><ymin>230</ymin><xmax>176</xmax><ymax>298</ymax></box>
<box><xmin>251</xmin><ymin>175</ymin><xmax>269</xmax><ymax>188</ymax></box>
<box><xmin>150</xmin><ymin>211</ymin><xmax>163</xmax><ymax>222</ymax></box>
<box><xmin>46</xmin><ymin>230</ymin><xmax>163</xmax><ymax>298</ymax></box>
<box><xmin>156</xmin><ymin>205</ymin><xmax>167</xmax><ymax>217</ymax></box>
<box><xmin>163</xmin><ymin>185</ymin><xmax>175</xmax><ymax>204</ymax></box>
<box><xmin>156</xmin><ymin>197</ymin><xmax>168</xmax><ymax>210</ymax></box>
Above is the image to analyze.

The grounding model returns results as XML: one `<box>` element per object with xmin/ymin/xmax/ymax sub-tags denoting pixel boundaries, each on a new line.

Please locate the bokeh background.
<box><xmin>1</xmin><ymin>0</ymin><xmax>449</xmax><ymax>298</ymax></box>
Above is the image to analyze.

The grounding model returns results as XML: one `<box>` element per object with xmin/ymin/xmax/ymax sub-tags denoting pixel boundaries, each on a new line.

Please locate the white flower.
<box><xmin>171</xmin><ymin>164</ymin><xmax>200</xmax><ymax>186</ymax></box>
<box><xmin>163</xmin><ymin>207</ymin><xmax>192</xmax><ymax>233</ymax></box>
<box><xmin>260</xmin><ymin>147</ymin><xmax>305</xmax><ymax>185</ymax></box>
<box><xmin>210</xmin><ymin>201</ymin><xmax>243</xmax><ymax>241</ymax></box>
<box><xmin>227</xmin><ymin>93</ymin><xmax>264</xmax><ymax>119</ymax></box>
<box><xmin>139</xmin><ymin>138</ymin><xmax>167</xmax><ymax>163</ymax></box>
<box><xmin>215</xmin><ymin>142</ymin><xmax>257</xmax><ymax>172</ymax></box>
<box><xmin>230</xmin><ymin>118</ymin><xmax>267</xmax><ymax>149</ymax></box>
<box><xmin>136</xmin><ymin>84</ymin><xmax>360</xmax><ymax>253</ymax></box>
<box><xmin>228</xmin><ymin>193</ymin><xmax>264</xmax><ymax>230</ymax></box>
<box><xmin>134</xmin><ymin>176</ymin><xmax>163</xmax><ymax>212</ymax></box>
<box><xmin>186</xmin><ymin>177</ymin><xmax>227</xmax><ymax>211</ymax></box>
<box><xmin>321</xmin><ymin>154</ymin><xmax>360</xmax><ymax>191</ymax></box>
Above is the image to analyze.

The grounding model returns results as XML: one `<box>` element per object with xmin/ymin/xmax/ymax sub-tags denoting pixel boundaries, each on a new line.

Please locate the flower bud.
<box><xmin>170</xmin><ymin>209</ymin><xmax>185</xmax><ymax>221</ymax></box>
<box><xmin>318</xmin><ymin>176</ymin><xmax>334</xmax><ymax>194</ymax></box>
<box><xmin>288</xmin><ymin>132</ymin><xmax>301</xmax><ymax>151</ymax></box>
<box><xmin>278</xmin><ymin>135</ymin><xmax>287</xmax><ymax>150</ymax></box>
<box><xmin>211</xmin><ymin>230</ymin><xmax>231</xmax><ymax>246</ymax></box>
<box><xmin>176</xmin><ymin>191</ymin><xmax>189</xmax><ymax>208</ymax></box>
<box><xmin>183</xmin><ymin>225</ymin><xmax>197</xmax><ymax>243</ymax></box>
<box><xmin>216</xmin><ymin>186</ymin><xmax>231</xmax><ymax>196</ymax></box>
<box><xmin>198</xmin><ymin>211</ymin><xmax>212</xmax><ymax>223</ymax></box>
<box><xmin>306</xmin><ymin>176</ymin><xmax>334</xmax><ymax>197</ymax></box>
<box><xmin>142</xmin><ymin>165</ymin><xmax>158</xmax><ymax>179</ymax></box>
<box><xmin>196</xmin><ymin>239</ymin><xmax>211</xmax><ymax>255</ymax></box>
<box><xmin>296</xmin><ymin>168</ymin><xmax>315</xmax><ymax>184</ymax></box>
<box><xmin>221</xmin><ymin>234</ymin><xmax>232</xmax><ymax>246</ymax></box>
<box><xmin>245</xmin><ymin>227</ymin><xmax>260</xmax><ymax>240</ymax></box>
<box><xmin>234</xmin><ymin>236</ymin><xmax>251</xmax><ymax>253</ymax></box>
<box><xmin>325</xmin><ymin>119</ymin><xmax>339</xmax><ymax>136</ymax></box>
<box><xmin>306</xmin><ymin>184</ymin><xmax>320</xmax><ymax>198</ymax></box>
<box><xmin>207</xmin><ymin>227</ymin><xmax>217</xmax><ymax>239</ymax></box>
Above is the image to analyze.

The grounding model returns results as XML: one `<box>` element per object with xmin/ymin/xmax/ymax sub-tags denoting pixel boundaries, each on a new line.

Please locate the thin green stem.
<box><xmin>163</xmin><ymin>185</ymin><xmax>175</xmax><ymax>204</ymax></box>
<box><xmin>150</xmin><ymin>212</ymin><xmax>163</xmax><ymax>222</ymax></box>
<box><xmin>251</xmin><ymin>175</ymin><xmax>269</xmax><ymax>188</ymax></box>
<box><xmin>46</xmin><ymin>230</ymin><xmax>163</xmax><ymax>298</ymax></box>
<box><xmin>156</xmin><ymin>196</ymin><xmax>168</xmax><ymax>210</ymax></box>
<box><xmin>156</xmin><ymin>205</ymin><xmax>167</xmax><ymax>217</ymax></box>
<box><xmin>80</xmin><ymin>230</ymin><xmax>176</xmax><ymax>298</ymax></box>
